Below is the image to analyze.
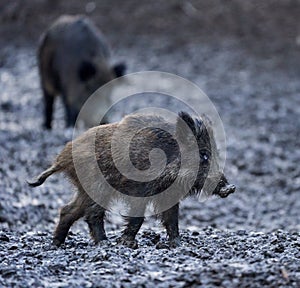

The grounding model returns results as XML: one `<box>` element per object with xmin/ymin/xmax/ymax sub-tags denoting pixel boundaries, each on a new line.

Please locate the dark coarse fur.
<box><xmin>28</xmin><ymin>112</ymin><xmax>235</xmax><ymax>248</ymax></box>
<box><xmin>38</xmin><ymin>14</ymin><xmax>126</xmax><ymax>129</ymax></box>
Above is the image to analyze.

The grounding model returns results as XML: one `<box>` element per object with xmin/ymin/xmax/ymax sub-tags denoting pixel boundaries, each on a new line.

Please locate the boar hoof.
<box><xmin>156</xmin><ymin>242</ymin><xmax>169</xmax><ymax>249</ymax></box>
<box><xmin>94</xmin><ymin>239</ymin><xmax>110</xmax><ymax>246</ymax></box>
<box><xmin>219</xmin><ymin>184</ymin><xmax>236</xmax><ymax>198</ymax></box>
<box><xmin>156</xmin><ymin>238</ymin><xmax>181</xmax><ymax>249</ymax></box>
<box><xmin>52</xmin><ymin>238</ymin><xmax>63</xmax><ymax>247</ymax></box>
<box><xmin>117</xmin><ymin>238</ymin><xmax>139</xmax><ymax>249</ymax></box>
<box><xmin>169</xmin><ymin>238</ymin><xmax>181</xmax><ymax>248</ymax></box>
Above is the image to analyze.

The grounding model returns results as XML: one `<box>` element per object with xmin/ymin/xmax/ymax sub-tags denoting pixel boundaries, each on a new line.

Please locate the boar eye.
<box><xmin>200</xmin><ymin>151</ymin><xmax>210</xmax><ymax>165</ymax></box>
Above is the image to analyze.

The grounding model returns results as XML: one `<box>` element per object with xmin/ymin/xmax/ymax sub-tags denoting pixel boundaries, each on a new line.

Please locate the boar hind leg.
<box><xmin>43</xmin><ymin>90</ymin><xmax>55</xmax><ymax>129</ymax></box>
<box><xmin>85</xmin><ymin>205</ymin><xmax>107</xmax><ymax>243</ymax></box>
<box><xmin>118</xmin><ymin>216</ymin><xmax>144</xmax><ymax>249</ymax></box>
<box><xmin>53</xmin><ymin>197</ymin><xmax>86</xmax><ymax>246</ymax></box>
<box><xmin>161</xmin><ymin>204</ymin><xmax>180</xmax><ymax>247</ymax></box>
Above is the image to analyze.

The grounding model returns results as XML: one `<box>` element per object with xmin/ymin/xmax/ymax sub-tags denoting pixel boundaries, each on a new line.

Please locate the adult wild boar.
<box><xmin>28</xmin><ymin>112</ymin><xmax>235</xmax><ymax>248</ymax></box>
<box><xmin>38</xmin><ymin>15</ymin><xmax>126</xmax><ymax>129</ymax></box>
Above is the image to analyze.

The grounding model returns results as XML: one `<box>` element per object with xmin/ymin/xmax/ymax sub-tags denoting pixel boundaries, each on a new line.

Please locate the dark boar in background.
<box><xmin>38</xmin><ymin>15</ymin><xmax>126</xmax><ymax>129</ymax></box>
<box><xmin>28</xmin><ymin>112</ymin><xmax>235</xmax><ymax>248</ymax></box>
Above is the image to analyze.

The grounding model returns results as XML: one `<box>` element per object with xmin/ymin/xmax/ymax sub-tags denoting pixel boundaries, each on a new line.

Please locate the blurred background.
<box><xmin>1</xmin><ymin>1</ymin><xmax>300</xmax><ymax>286</ymax></box>
<box><xmin>1</xmin><ymin>0</ymin><xmax>300</xmax><ymax>51</ymax></box>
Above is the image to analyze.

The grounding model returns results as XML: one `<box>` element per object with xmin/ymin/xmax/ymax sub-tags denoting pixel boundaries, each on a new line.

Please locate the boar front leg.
<box><xmin>85</xmin><ymin>204</ymin><xmax>107</xmax><ymax>243</ymax></box>
<box><xmin>118</xmin><ymin>216</ymin><xmax>145</xmax><ymax>249</ymax></box>
<box><xmin>43</xmin><ymin>90</ymin><xmax>55</xmax><ymax>129</ymax></box>
<box><xmin>61</xmin><ymin>92</ymin><xmax>77</xmax><ymax>127</ymax></box>
<box><xmin>161</xmin><ymin>204</ymin><xmax>180</xmax><ymax>247</ymax></box>
<box><xmin>65</xmin><ymin>108</ymin><xmax>78</xmax><ymax>128</ymax></box>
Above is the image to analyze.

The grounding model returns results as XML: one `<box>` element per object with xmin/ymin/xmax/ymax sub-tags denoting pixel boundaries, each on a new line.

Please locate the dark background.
<box><xmin>1</xmin><ymin>1</ymin><xmax>300</xmax><ymax>54</ymax></box>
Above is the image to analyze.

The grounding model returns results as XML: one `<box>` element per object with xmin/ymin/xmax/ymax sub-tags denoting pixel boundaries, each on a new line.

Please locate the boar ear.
<box><xmin>176</xmin><ymin>111</ymin><xmax>196</xmax><ymax>142</ymax></box>
<box><xmin>78</xmin><ymin>61</ymin><xmax>97</xmax><ymax>82</ymax></box>
<box><xmin>201</xmin><ymin>114</ymin><xmax>214</xmax><ymax>136</ymax></box>
<box><xmin>113</xmin><ymin>62</ymin><xmax>126</xmax><ymax>78</ymax></box>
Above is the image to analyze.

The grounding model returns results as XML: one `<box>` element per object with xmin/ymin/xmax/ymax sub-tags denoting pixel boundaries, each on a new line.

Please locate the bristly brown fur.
<box><xmin>28</xmin><ymin>112</ymin><xmax>235</xmax><ymax>248</ymax></box>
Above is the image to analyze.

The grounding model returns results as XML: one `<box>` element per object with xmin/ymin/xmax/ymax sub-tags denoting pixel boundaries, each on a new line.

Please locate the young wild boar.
<box><xmin>38</xmin><ymin>15</ymin><xmax>126</xmax><ymax>129</ymax></box>
<box><xmin>28</xmin><ymin>112</ymin><xmax>235</xmax><ymax>248</ymax></box>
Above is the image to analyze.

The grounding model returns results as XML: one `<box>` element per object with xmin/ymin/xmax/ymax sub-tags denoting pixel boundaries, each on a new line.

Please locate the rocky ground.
<box><xmin>1</xmin><ymin>1</ymin><xmax>300</xmax><ymax>287</ymax></box>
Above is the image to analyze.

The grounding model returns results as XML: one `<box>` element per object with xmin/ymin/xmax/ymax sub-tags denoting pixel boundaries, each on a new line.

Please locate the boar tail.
<box><xmin>27</xmin><ymin>164</ymin><xmax>62</xmax><ymax>187</ymax></box>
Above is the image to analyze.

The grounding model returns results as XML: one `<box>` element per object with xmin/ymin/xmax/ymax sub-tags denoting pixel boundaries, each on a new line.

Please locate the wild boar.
<box><xmin>38</xmin><ymin>14</ymin><xmax>126</xmax><ymax>129</ymax></box>
<box><xmin>28</xmin><ymin>112</ymin><xmax>235</xmax><ymax>248</ymax></box>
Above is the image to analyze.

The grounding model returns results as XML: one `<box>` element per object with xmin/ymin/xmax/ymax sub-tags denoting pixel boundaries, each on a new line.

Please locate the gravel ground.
<box><xmin>1</xmin><ymin>1</ymin><xmax>300</xmax><ymax>287</ymax></box>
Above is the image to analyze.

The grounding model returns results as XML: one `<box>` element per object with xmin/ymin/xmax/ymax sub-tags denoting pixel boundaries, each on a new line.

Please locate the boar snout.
<box><xmin>218</xmin><ymin>183</ymin><xmax>236</xmax><ymax>198</ymax></box>
<box><xmin>209</xmin><ymin>174</ymin><xmax>236</xmax><ymax>198</ymax></box>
